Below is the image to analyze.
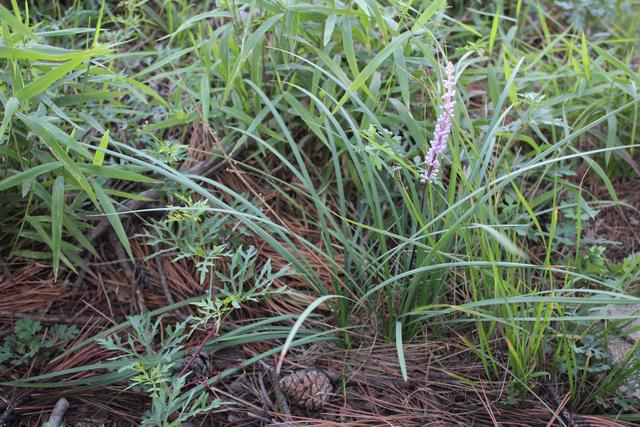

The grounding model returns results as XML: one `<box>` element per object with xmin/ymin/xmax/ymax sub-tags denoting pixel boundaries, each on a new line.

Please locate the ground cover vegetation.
<box><xmin>0</xmin><ymin>0</ymin><xmax>639</xmax><ymax>425</ymax></box>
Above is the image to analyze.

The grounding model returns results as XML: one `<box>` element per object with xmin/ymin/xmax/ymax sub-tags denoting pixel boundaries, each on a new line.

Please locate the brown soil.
<box><xmin>580</xmin><ymin>171</ymin><xmax>640</xmax><ymax>262</ymax></box>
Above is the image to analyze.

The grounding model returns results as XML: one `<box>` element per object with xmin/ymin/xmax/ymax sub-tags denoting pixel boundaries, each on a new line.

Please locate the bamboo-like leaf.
<box><xmin>334</xmin><ymin>31</ymin><xmax>412</xmax><ymax>113</ymax></box>
<box><xmin>488</xmin><ymin>8</ymin><xmax>500</xmax><ymax>55</ymax></box>
<box><xmin>352</xmin><ymin>0</ymin><xmax>370</xmax><ymax>16</ymax></box>
<box><xmin>0</xmin><ymin>162</ymin><xmax>62</xmax><ymax>191</ymax></box>
<box><xmin>200</xmin><ymin>73</ymin><xmax>210</xmax><ymax>120</ymax></box>
<box><xmin>411</xmin><ymin>0</ymin><xmax>446</xmax><ymax>32</ymax></box>
<box><xmin>0</xmin><ymin>43</ymin><xmax>111</xmax><ymax>61</ymax></box>
<box><xmin>0</xmin><ymin>4</ymin><xmax>34</xmax><ymax>38</ymax></box>
<box><xmin>473</xmin><ymin>223</ymin><xmax>527</xmax><ymax>259</ymax></box>
<box><xmin>395</xmin><ymin>321</ymin><xmax>408</xmax><ymax>381</ymax></box>
<box><xmin>80</xmin><ymin>164</ymin><xmax>159</xmax><ymax>183</ymax></box>
<box><xmin>323</xmin><ymin>14</ymin><xmax>337</xmax><ymax>46</ymax></box>
<box><xmin>0</xmin><ymin>96</ymin><xmax>19</xmax><ymax>145</ymax></box>
<box><xmin>160</xmin><ymin>11</ymin><xmax>232</xmax><ymax>40</ymax></box>
<box><xmin>16</xmin><ymin>57</ymin><xmax>84</xmax><ymax>101</ymax></box>
<box><xmin>223</xmin><ymin>13</ymin><xmax>284</xmax><ymax>103</ymax></box>
<box><xmin>19</xmin><ymin>114</ymin><xmax>97</xmax><ymax>205</ymax></box>
<box><xmin>92</xmin><ymin>0</ymin><xmax>105</xmax><ymax>46</ymax></box>
<box><xmin>605</xmin><ymin>110</ymin><xmax>617</xmax><ymax>165</ymax></box>
<box><xmin>92</xmin><ymin>183</ymin><xmax>133</xmax><ymax>260</ymax></box>
<box><xmin>54</xmin><ymin>90</ymin><xmax>124</xmax><ymax>106</ymax></box>
<box><xmin>276</xmin><ymin>295</ymin><xmax>345</xmax><ymax>373</ymax></box>
<box><xmin>93</xmin><ymin>130</ymin><xmax>110</xmax><ymax>166</ymax></box>
<box><xmin>393</xmin><ymin>48</ymin><xmax>410</xmax><ymax>108</ymax></box>
<box><xmin>580</xmin><ymin>32</ymin><xmax>590</xmax><ymax>85</ymax></box>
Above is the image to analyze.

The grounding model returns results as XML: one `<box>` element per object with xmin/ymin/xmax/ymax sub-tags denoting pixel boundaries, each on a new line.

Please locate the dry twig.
<box><xmin>260</xmin><ymin>360</ymin><xmax>293</xmax><ymax>423</ymax></box>
<box><xmin>46</xmin><ymin>398</ymin><xmax>69</xmax><ymax>427</ymax></box>
<box><xmin>152</xmin><ymin>244</ymin><xmax>175</xmax><ymax>307</ymax></box>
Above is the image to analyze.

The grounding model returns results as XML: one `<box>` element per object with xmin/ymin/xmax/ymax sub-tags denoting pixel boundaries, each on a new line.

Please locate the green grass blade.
<box><xmin>0</xmin><ymin>162</ymin><xmax>62</xmax><ymax>191</ymax></box>
<box><xmin>92</xmin><ymin>130</ymin><xmax>110</xmax><ymax>166</ymax></box>
<box><xmin>92</xmin><ymin>182</ymin><xmax>133</xmax><ymax>260</ymax></box>
<box><xmin>395</xmin><ymin>321</ymin><xmax>408</xmax><ymax>381</ymax></box>
<box><xmin>411</xmin><ymin>0</ymin><xmax>446</xmax><ymax>32</ymax></box>
<box><xmin>0</xmin><ymin>4</ymin><xmax>34</xmax><ymax>38</ymax></box>
<box><xmin>333</xmin><ymin>31</ymin><xmax>413</xmax><ymax>113</ymax></box>
<box><xmin>0</xmin><ymin>96</ymin><xmax>19</xmax><ymax>145</ymax></box>
<box><xmin>276</xmin><ymin>295</ymin><xmax>347</xmax><ymax>373</ymax></box>
<box><xmin>51</xmin><ymin>175</ymin><xmax>64</xmax><ymax>277</ymax></box>
<box><xmin>16</xmin><ymin>58</ymin><xmax>84</xmax><ymax>101</ymax></box>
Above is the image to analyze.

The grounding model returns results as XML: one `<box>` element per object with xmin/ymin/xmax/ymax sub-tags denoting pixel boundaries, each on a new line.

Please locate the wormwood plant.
<box><xmin>140</xmin><ymin>193</ymin><xmax>253</xmax><ymax>285</ymax></box>
<box><xmin>98</xmin><ymin>248</ymin><xmax>289</xmax><ymax>425</ymax></box>
<box><xmin>99</xmin><ymin>314</ymin><xmax>223</xmax><ymax>426</ymax></box>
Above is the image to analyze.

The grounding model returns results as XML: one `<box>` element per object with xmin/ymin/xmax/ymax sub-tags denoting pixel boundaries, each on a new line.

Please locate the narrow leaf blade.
<box><xmin>51</xmin><ymin>176</ymin><xmax>65</xmax><ymax>277</ymax></box>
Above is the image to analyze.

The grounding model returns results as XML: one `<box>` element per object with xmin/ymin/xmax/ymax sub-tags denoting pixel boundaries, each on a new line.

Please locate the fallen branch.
<box><xmin>0</xmin><ymin>394</ymin><xmax>23</xmax><ymax>427</ymax></box>
<box><xmin>153</xmin><ymin>244</ymin><xmax>175</xmax><ymax>306</ymax></box>
<box><xmin>46</xmin><ymin>398</ymin><xmax>69</xmax><ymax>427</ymax></box>
<box><xmin>260</xmin><ymin>360</ymin><xmax>292</xmax><ymax>423</ymax></box>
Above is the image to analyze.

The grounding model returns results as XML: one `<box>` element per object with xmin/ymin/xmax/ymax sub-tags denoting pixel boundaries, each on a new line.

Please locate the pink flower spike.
<box><xmin>422</xmin><ymin>61</ymin><xmax>456</xmax><ymax>183</ymax></box>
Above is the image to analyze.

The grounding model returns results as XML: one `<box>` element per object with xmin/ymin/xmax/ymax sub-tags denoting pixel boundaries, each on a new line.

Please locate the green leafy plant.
<box><xmin>0</xmin><ymin>3</ymin><xmax>163</xmax><ymax>275</ymax></box>
<box><xmin>0</xmin><ymin>318</ymin><xmax>78</xmax><ymax>366</ymax></box>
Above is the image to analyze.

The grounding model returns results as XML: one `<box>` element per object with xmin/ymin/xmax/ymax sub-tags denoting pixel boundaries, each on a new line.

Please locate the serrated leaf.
<box><xmin>14</xmin><ymin>318</ymin><xmax>41</xmax><ymax>340</ymax></box>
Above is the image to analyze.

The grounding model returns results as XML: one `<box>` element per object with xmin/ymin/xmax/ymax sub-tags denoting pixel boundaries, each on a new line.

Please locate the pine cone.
<box><xmin>279</xmin><ymin>369</ymin><xmax>333</xmax><ymax>411</ymax></box>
